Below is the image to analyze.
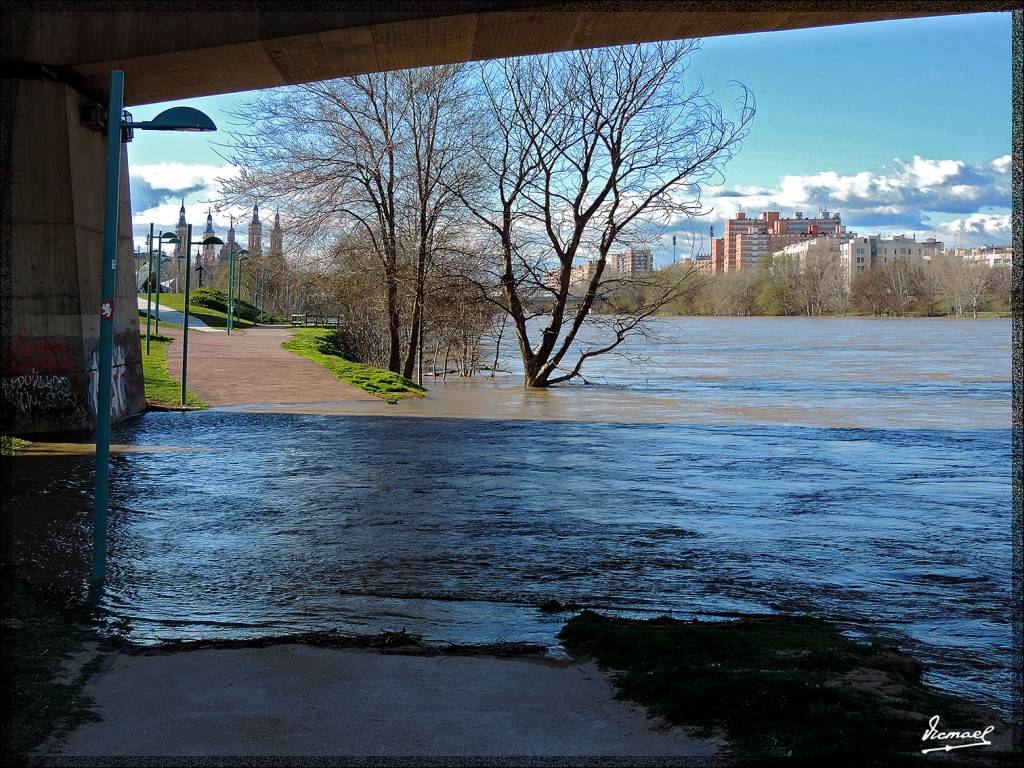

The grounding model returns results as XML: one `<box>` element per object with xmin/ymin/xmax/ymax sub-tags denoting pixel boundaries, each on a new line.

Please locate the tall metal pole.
<box><xmin>92</xmin><ymin>69</ymin><xmax>125</xmax><ymax>585</ymax></box>
<box><xmin>259</xmin><ymin>268</ymin><xmax>266</xmax><ymax>323</ymax></box>
<box><xmin>155</xmin><ymin>238</ymin><xmax>163</xmax><ymax>335</ymax></box>
<box><xmin>238</xmin><ymin>258</ymin><xmax>247</xmax><ymax>324</ymax></box>
<box><xmin>180</xmin><ymin>224</ymin><xmax>193</xmax><ymax>405</ymax></box>
<box><xmin>145</xmin><ymin>223</ymin><xmax>154</xmax><ymax>354</ymax></box>
<box><xmin>227</xmin><ymin>245</ymin><xmax>235</xmax><ymax>334</ymax></box>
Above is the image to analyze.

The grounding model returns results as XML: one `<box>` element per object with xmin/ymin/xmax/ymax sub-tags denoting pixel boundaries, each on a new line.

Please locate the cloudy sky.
<box><xmin>125</xmin><ymin>11</ymin><xmax>1012</xmax><ymax>263</ymax></box>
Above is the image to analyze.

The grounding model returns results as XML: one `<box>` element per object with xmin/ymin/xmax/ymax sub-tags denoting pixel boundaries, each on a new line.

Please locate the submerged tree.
<box><xmin>458</xmin><ymin>41</ymin><xmax>754</xmax><ymax>387</ymax></box>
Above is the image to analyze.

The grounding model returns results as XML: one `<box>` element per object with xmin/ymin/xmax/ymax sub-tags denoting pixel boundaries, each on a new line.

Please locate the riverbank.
<box><xmin>7</xmin><ymin>584</ymin><xmax>714</xmax><ymax>764</ymax></box>
<box><xmin>7</xmin><ymin>580</ymin><xmax>1017</xmax><ymax>765</ymax></box>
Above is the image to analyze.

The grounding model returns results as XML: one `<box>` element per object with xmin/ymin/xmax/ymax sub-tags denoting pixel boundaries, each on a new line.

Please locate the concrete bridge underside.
<box><xmin>0</xmin><ymin>3</ymin><xmax>1013</xmax><ymax>433</ymax></box>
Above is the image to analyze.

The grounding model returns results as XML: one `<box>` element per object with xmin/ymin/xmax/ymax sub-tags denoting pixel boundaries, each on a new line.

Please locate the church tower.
<box><xmin>268</xmin><ymin>210</ymin><xmax>283</xmax><ymax>263</ymax></box>
<box><xmin>247</xmin><ymin>202</ymin><xmax>263</xmax><ymax>258</ymax></box>
<box><xmin>201</xmin><ymin>208</ymin><xmax>217</xmax><ymax>265</ymax></box>
<box><xmin>174</xmin><ymin>199</ymin><xmax>187</xmax><ymax>260</ymax></box>
<box><xmin>218</xmin><ymin>216</ymin><xmax>238</xmax><ymax>263</ymax></box>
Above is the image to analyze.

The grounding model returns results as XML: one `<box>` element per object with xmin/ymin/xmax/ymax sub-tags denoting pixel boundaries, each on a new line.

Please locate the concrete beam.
<box><xmin>6</xmin><ymin>3</ymin><xmax>1016</xmax><ymax>105</ymax></box>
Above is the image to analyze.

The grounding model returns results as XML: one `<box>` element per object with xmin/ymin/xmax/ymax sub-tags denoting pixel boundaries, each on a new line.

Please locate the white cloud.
<box><xmin>935</xmin><ymin>213</ymin><xmax>1012</xmax><ymax>241</ymax></box>
<box><xmin>133</xmin><ymin>162</ymin><xmax>239</xmax><ymax>192</ymax></box>
<box><xmin>129</xmin><ymin>162</ymin><xmax>253</xmax><ymax>251</ymax></box>
<box><xmin>991</xmin><ymin>155</ymin><xmax>1011</xmax><ymax>174</ymax></box>
<box><xmin>904</xmin><ymin>156</ymin><xmax>963</xmax><ymax>188</ymax></box>
<box><xmin>697</xmin><ymin>154</ymin><xmax>1010</xmax><ymax>248</ymax></box>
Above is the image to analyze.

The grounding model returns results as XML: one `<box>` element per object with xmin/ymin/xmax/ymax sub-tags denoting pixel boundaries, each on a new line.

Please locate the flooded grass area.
<box><xmin>559</xmin><ymin>611</ymin><xmax>1016</xmax><ymax>764</ymax></box>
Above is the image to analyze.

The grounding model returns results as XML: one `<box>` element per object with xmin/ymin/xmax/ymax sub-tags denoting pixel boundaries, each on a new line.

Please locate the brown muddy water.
<box><xmin>6</xmin><ymin>317</ymin><xmax>1014</xmax><ymax>721</ymax></box>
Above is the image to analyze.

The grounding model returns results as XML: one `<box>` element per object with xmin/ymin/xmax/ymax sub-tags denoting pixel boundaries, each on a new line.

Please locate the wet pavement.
<box><xmin>37</xmin><ymin>645</ymin><xmax>719</xmax><ymax>763</ymax></box>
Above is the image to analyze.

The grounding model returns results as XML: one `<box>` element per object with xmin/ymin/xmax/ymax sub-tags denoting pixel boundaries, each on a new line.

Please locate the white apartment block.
<box><xmin>564</xmin><ymin>248</ymin><xmax>654</xmax><ymax>286</ymax></box>
<box><xmin>776</xmin><ymin>234</ymin><xmax>855</xmax><ymax>269</ymax></box>
<box><xmin>772</xmin><ymin>234</ymin><xmax>946</xmax><ymax>283</ymax></box>
<box><xmin>611</xmin><ymin>248</ymin><xmax>654</xmax><ymax>275</ymax></box>
<box><xmin>962</xmin><ymin>244</ymin><xmax>1013</xmax><ymax>268</ymax></box>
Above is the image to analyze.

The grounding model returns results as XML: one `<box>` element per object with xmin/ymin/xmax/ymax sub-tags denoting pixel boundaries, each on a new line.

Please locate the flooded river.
<box><xmin>7</xmin><ymin>317</ymin><xmax>1014</xmax><ymax>719</ymax></box>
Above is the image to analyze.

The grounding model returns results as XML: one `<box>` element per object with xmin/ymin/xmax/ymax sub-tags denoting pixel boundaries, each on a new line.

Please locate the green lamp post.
<box><xmin>227</xmin><ymin>246</ymin><xmax>248</xmax><ymax>335</ymax></box>
<box><xmin>181</xmin><ymin>233</ymin><xmax>223</xmax><ymax>405</ymax></box>
<box><xmin>149</xmin><ymin>230</ymin><xmax>179</xmax><ymax>342</ymax></box>
<box><xmin>92</xmin><ymin>70</ymin><xmax>216</xmax><ymax>588</ymax></box>
<box><xmin>236</xmin><ymin>253</ymin><xmax>251</xmax><ymax>327</ymax></box>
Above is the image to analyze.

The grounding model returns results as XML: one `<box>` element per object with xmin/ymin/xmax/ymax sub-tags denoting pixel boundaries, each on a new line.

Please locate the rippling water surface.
<box><xmin>8</xmin><ymin>317</ymin><xmax>1013</xmax><ymax>718</ymax></box>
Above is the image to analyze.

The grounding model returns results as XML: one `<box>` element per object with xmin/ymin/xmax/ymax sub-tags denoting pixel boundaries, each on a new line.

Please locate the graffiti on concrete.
<box><xmin>1</xmin><ymin>371</ymin><xmax>89</xmax><ymax>428</ymax></box>
<box><xmin>87</xmin><ymin>342</ymin><xmax>130</xmax><ymax>420</ymax></box>
<box><xmin>1</xmin><ymin>334</ymin><xmax>77</xmax><ymax>374</ymax></box>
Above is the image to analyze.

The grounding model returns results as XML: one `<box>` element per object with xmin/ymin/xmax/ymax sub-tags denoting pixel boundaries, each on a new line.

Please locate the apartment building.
<box><xmin>562</xmin><ymin>248</ymin><xmax>655</xmax><ymax>287</ymax></box>
<box><xmin>718</xmin><ymin>209</ymin><xmax>847</xmax><ymax>272</ymax></box>
<box><xmin>772</xmin><ymin>233</ymin><xmax>947</xmax><ymax>283</ymax></box>
<box><xmin>610</xmin><ymin>248</ymin><xmax>655</xmax><ymax>275</ymax></box>
<box><xmin>962</xmin><ymin>244</ymin><xmax>1013</xmax><ymax>268</ymax></box>
<box><xmin>839</xmin><ymin>235</ymin><xmax>942</xmax><ymax>281</ymax></box>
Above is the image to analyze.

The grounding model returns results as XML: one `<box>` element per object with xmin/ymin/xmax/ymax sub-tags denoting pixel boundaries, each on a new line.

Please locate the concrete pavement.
<box><xmin>38</xmin><ymin>644</ymin><xmax>721</xmax><ymax>763</ymax></box>
<box><xmin>138</xmin><ymin>295</ymin><xmax>211</xmax><ymax>329</ymax></box>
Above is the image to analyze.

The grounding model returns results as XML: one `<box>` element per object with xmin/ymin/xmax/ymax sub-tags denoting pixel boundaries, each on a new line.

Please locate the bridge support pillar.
<box><xmin>2</xmin><ymin>78</ymin><xmax>146</xmax><ymax>435</ymax></box>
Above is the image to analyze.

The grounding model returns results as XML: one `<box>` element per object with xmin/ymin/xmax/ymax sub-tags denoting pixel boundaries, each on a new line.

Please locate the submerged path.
<box><xmin>159</xmin><ymin>325</ymin><xmax>381</xmax><ymax>408</ymax></box>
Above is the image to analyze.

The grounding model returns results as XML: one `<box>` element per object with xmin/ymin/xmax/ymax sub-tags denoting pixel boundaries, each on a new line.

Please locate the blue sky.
<box><xmin>126</xmin><ymin>11</ymin><xmax>1012</xmax><ymax>261</ymax></box>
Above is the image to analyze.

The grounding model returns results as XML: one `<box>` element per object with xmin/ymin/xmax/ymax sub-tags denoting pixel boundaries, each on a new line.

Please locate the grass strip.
<box><xmin>1</xmin><ymin>580</ymin><xmax>106</xmax><ymax>767</ymax></box>
<box><xmin>559</xmin><ymin>610</ymin><xmax>1009</xmax><ymax>766</ymax></box>
<box><xmin>140</xmin><ymin>292</ymin><xmax>257</xmax><ymax>330</ymax></box>
<box><xmin>1</xmin><ymin>436</ymin><xmax>31</xmax><ymax>456</ymax></box>
<box><xmin>283</xmin><ymin>328</ymin><xmax>426</xmax><ymax>403</ymax></box>
<box><xmin>141</xmin><ymin>333</ymin><xmax>207</xmax><ymax>409</ymax></box>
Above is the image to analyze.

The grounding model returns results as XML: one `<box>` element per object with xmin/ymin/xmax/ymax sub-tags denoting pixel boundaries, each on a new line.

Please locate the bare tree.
<box><xmin>220</xmin><ymin>65</ymin><xmax>475</xmax><ymax>374</ymax></box>
<box><xmin>456</xmin><ymin>42</ymin><xmax>754</xmax><ymax>387</ymax></box>
<box><xmin>936</xmin><ymin>257</ymin><xmax>992</xmax><ymax>317</ymax></box>
<box><xmin>881</xmin><ymin>259</ymin><xmax>920</xmax><ymax>317</ymax></box>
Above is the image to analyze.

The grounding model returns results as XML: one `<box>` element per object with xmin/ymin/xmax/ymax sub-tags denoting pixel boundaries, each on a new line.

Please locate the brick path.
<box><xmin>160</xmin><ymin>326</ymin><xmax>380</xmax><ymax>407</ymax></box>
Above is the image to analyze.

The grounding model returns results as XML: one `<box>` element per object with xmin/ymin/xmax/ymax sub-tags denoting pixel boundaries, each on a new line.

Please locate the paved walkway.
<box><xmin>137</xmin><ymin>296</ymin><xmax>209</xmax><ymax>328</ymax></box>
<box><xmin>38</xmin><ymin>645</ymin><xmax>718</xmax><ymax>762</ymax></box>
<box><xmin>158</xmin><ymin>324</ymin><xmax>381</xmax><ymax>408</ymax></box>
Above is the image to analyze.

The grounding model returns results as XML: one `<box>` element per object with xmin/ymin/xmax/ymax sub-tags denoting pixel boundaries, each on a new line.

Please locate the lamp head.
<box><xmin>201</xmin><ymin>236</ymin><xmax>224</xmax><ymax>246</ymax></box>
<box><xmin>134</xmin><ymin>107</ymin><xmax>217</xmax><ymax>133</ymax></box>
<box><xmin>163</xmin><ymin>234</ymin><xmax>181</xmax><ymax>244</ymax></box>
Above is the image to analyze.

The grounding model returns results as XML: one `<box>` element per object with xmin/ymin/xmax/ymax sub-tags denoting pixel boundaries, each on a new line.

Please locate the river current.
<box><xmin>8</xmin><ymin>317</ymin><xmax>1015</xmax><ymax>720</ymax></box>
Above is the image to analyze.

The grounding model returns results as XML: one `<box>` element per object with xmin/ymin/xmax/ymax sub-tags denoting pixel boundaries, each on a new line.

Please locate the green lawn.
<box><xmin>283</xmin><ymin>328</ymin><xmax>426</xmax><ymax>403</ymax></box>
<box><xmin>139</xmin><ymin>291</ymin><xmax>257</xmax><ymax>330</ymax></box>
<box><xmin>141</xmin><ymin>333</ymin><xmax>206</xmax><ymax>409</ymax></box>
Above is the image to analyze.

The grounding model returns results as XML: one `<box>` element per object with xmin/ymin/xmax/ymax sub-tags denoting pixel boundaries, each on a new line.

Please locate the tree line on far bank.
<box><xmin>622</xmin><ymin>253</ymin><xmax>1012</xmax><ymax>319</ymax></box>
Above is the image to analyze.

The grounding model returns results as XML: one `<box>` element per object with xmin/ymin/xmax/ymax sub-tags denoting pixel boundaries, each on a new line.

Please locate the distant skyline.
<box><xmin>126</xmin><ymin>11</ymin><xmax>1012</xmax><ymax>263</ymax></box>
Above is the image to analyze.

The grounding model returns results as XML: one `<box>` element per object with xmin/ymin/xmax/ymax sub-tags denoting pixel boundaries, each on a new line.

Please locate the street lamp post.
<box><xmin>258</xmin><ymin>266</ymin><xmax>266</xmax><ymax>323</ymax></box>
<box><xmin>151</xmin><ymin>231</ymin><xmax>179</xmax><ymax>339</ymax></box>
<box><xmin>181</xmin><ymin>232</ymin><xmax>223</xmax><ymax>405</ymax></box>
<box><xmin>92</xmin><ymin>70</ymin><xmax>215</xmax><ymax>587</ymax></box>
<box><xmin>237</xmin><ymin>254</ymin><xmax>251</xmax><ymax>326</ymax></box>
<box><xmin>227</xmin><ymin>246</ymin><xmax>248</xmax><ymax>334</ymax></box>
<box><xmin>145</xmin><ymin>224</ymin><xmax>154</xmax><ymax>354</ymax></box>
